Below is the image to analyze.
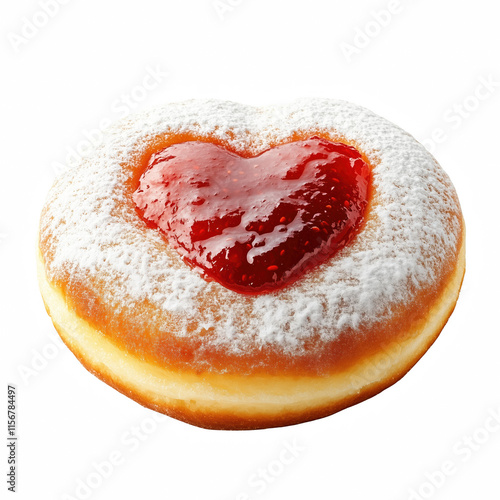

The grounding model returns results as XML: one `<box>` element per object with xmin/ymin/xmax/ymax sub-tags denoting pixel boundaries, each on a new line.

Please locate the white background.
<box><xmin>1</xmin><ymin>0</ymin><xmax>499</xmax><ymax>499</ymax></box>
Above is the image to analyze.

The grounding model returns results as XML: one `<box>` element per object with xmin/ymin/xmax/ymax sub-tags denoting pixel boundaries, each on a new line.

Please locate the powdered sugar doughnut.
<box><xmin>38</xmin><ymin>99</ymin><xmax>465</xmax><ymax>429</ymax></box>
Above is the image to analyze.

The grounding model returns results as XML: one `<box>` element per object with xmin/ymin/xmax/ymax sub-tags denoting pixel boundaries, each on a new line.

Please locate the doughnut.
<box><xmin>37</xmin><ymin>99</ymin><xmax>465</xmax><ymax>430</ymax></box>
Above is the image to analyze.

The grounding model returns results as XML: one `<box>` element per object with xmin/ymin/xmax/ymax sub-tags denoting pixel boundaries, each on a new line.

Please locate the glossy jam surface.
<box><xmin>133</xmin><ymin>137</ymin><xmax>371</xmax><ymax>294</ymax></box>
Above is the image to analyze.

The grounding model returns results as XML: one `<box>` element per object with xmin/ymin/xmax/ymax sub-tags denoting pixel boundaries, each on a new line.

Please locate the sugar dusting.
<box><xmin>40</xmin><ymin>99</ymin><xmax>462</xmax><ymax>357</ymax></box>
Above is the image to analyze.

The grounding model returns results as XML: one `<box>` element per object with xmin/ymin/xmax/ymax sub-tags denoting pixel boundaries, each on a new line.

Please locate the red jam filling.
<box><xmin>133</xmin><ymin>136</ymin><xmax>371</xmax><ymax>294</ymax></box>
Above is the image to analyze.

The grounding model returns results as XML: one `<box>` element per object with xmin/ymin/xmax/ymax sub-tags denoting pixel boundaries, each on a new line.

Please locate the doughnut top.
<box><xmin>132</xmin><ymin>137</ymin><xmax>371</xmax><ymax>294</ymax></box>
<box><xmin>40</xmin><ymin>99</ymin><xmax>462</xmax><ymax>360</ymax></box>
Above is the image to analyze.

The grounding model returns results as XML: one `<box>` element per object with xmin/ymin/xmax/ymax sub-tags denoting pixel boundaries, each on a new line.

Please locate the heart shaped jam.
<box><xmin>133</xmin><ymin>136</ymin><xmax>371</xmax><ymax>294</ymax></box>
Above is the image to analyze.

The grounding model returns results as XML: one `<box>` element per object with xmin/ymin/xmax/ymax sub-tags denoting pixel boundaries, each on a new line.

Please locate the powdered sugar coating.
<box><xmin>40</xmin><ymin>99</ymin><xmax>462</xmax><ymax>359</ymax></box>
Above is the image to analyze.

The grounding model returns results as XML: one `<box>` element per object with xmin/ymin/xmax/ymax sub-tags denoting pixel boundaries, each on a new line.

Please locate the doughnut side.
<box><xmin>37</xmin><ymin>233</ymin><xmax>465</xmax><ymax>430</ymax></box>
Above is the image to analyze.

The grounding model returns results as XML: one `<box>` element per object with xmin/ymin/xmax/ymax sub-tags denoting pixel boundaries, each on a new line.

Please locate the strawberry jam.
<box><xmin>133</xmin><ymin>136</ymin><xmax>371</xmax><ymax>294</ymax></box>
